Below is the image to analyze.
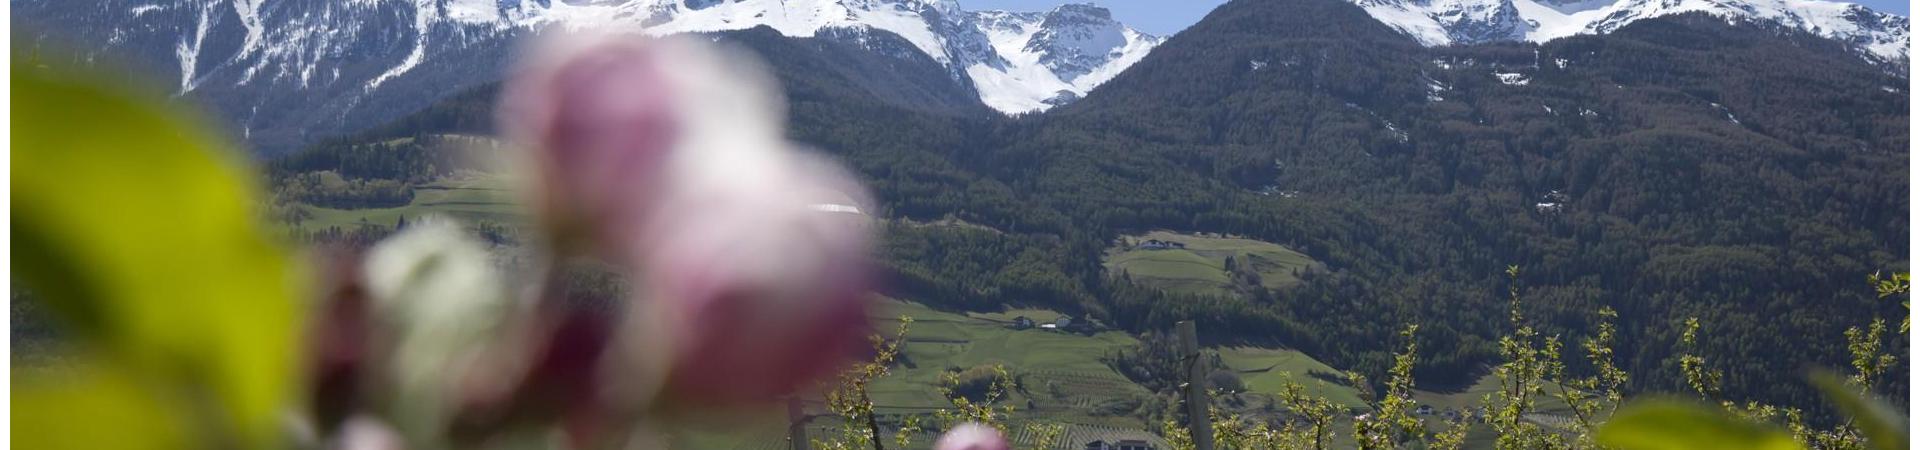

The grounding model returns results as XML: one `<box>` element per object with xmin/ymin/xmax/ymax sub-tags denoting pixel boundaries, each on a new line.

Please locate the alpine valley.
<box><xmin>14</xmin><ymin>0</ymin><xmax>1911</xmax><ymax>443</ymax></box>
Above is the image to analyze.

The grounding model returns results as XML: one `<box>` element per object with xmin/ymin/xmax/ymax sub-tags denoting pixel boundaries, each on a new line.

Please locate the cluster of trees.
<box><xmin>1176</xmin><ymin>269</ymin><xmax>1907</xmax><ymax>449</ymax></box>
<box><xmin>876</xmin><ymin>223</ymin><xmax>1096</xmax><ymax>312</ymax></box>
<box><xmin>1102</xmin><ymin>330</ymin><xmax>1235</xmax><ymax>396</ymax></box>
<box><xmin>270</xmin><ymin>133</ymin><xmax>491</xmax><ymax>182</ymax></box>
<box><xmin>272</xmin><ymin>170</ymin><xmax>413</xmax><ymax>209</ymax></box>
<box><xmin>820</xmin><ymin>270</ymin><xmax>1906</xmax><ymax>449</ymax></box>
<box><xmin>267</xmin><ymin>132</ymin><xmax>504</xmax><ymax>209</ymax></box>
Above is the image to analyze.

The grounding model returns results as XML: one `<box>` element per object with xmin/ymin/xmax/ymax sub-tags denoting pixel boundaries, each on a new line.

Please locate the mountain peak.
<box><xmin>959</xmin><ymin>4</ymin><xmax>1163</xmax><ymax>113</ymax></box>
<box><xmin>1023</xmin><ymin>3</ymin><xmax>1136</xmax><ymax>82</ymax></box>
<box><xmin>1045</xmin><ymin>3</ymin><xmax>1115</xmax><ymax>21</ymax></box>
<box><xmin>1346</xmin><ymin>0</ymin><xmax>1909</xmax><ymax>63</ymax></box>
<box><xmin>518</xmin><ymin>0</ymin><xmax>1164</xmax><ymax>114</ymax></box>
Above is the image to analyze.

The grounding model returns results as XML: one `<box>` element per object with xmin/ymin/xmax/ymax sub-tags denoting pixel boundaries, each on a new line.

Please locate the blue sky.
<box><xmin>1857</xmin><ymin>0</ymin><xmax>1911</xmax><ymax>15</ymax></box>
<box><xmin>958</xmin><ymin>0</ymin><xmax>1909</xmax><ymax>36</ymax></box>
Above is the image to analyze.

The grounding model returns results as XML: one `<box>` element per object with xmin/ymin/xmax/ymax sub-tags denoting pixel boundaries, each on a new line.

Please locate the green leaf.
<box><xmin>1596</xmin><ymin>400</ymin><xmax>1802</xmax><ymax>450</ymax></box>
<box><xmin>12</xmin><ymin>363</ymin><xmax>195</xmax><ymax>450</ymax></box>
<box><xmin>1810</xmin><ymin>370</ymin><xmax>1909</xmax><ymax>450</ymax></box>
<box><xmin>12</xmin><ymin>63</ymin><xmax>301</xmax><ymax>447</ymax></box>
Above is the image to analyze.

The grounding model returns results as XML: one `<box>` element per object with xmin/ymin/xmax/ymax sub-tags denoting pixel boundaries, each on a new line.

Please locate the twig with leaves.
<box><xmin>820</xmin><ymin>316</ymin><xmax>916</xmax><ymax>450</ymax></box>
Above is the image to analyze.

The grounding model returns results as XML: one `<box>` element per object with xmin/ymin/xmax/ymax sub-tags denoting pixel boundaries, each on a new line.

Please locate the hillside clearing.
<box><xmin>1103</xmin><ymin>230</ymin><xmax>1322</xmax><ymax>297</ymax></box>
<box><xmin>283</xmin><ymin>173</ymin><xmax>521</xmax><ymax>232</ymax></box>
<box><xmin>1215</xmin><ymin>346</ymin><xmax>1367</xmax><ymax>408</ymax></box>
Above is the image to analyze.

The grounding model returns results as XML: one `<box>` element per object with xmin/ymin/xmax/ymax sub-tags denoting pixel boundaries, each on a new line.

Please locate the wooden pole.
<box><xmin>1178</xmin><ymin>321</ymin><xmax>1213</xmax><ymax>450</ymax></box>
<box><xmin>788</xmin><ymin>396</ymin><xmax>809</xmax><ymax>450</ymax></box>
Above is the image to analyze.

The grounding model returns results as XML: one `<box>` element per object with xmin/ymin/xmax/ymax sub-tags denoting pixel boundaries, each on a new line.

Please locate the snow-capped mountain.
<box><xmin>17</xmin><ymin>0</ymin><xmax>1160</xmax><ymax>124</ymax></box>
<box><xmin>1347</xmin><ymin>0</ymin><xmax>1908</xmax><ymax>64</ymax></box>
<box><xmin>966</xmin><ymin>4</ymin><xmax>1163</xmax><ymax>112</ymax></box>
<box><xmin>18</xmin><ymin>0</ymin><xmax>1903</xmax><ymax>154</ymax></box>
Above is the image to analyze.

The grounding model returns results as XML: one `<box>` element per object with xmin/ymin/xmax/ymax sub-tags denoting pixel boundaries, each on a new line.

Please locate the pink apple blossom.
<box><xmin>499</xmin><ymin>29</ymin><xmax>878</xmax><ymax>416</ymax></box>
<box><xmin>627</xmin><ymin>149</ymin><xmax>877</xmax><ymax>408</ymax></box>
<box><xmin>497</xmin><ymin>32</ymin><xmax>681</xmax><ymax>255</ymax></box>
<box><xmin>499</xmin><ymin>32</ymin><xmax>791</xmax><ymax>258</ymax></box>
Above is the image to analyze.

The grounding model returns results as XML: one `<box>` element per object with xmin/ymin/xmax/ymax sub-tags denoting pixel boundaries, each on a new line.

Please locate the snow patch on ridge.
<box><xmin>1350</xmin><ymin>0</ymin><xmax>1908</xmax><ymax>63</ymax></box>
<box><xmin>174</xmin><ymin>5</ymin><xmax>213</xmax><ymax>93</ymax></box>
<box><xmin>368</xmin><ymin>0</ymin><xmax>436</xmax><ymax>92</ymax></box>
<box><xmin>524</xmin><ymin>0</ymin><xmax>954</xmax><ymax>65</ymax></box>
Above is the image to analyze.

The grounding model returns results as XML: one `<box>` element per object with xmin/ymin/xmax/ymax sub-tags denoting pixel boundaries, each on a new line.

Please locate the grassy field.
<box><xmin>284</xmin><ymin>173</ymin><xmax>524</xmax><ymax>232</ymax></box>
<box><xmin>667</xmin><ymin>298</ymin><xmax>1375</xmax><ymax>450</ymax></box>
<box><xmin>866</xmin><ymin>299</ymin><xmax>1148</xmax><ymax>423</ymax></box>
<box><xmin>1215</xmin><ymin>346</ymin><xmax>1367</xmax><ymax>408</ymax></box>
<box><xmin>669</xmin><ymin>299</ymin><xmax>1160</xmax><ymax>450</ymax></box>
<box><xmin>655</xmin><ymin>327</ymin><xmax>1559</xmax><ymax>450</ymax></box>
<box><xmin>1103</xmin><ymin>230</ymin><xmax>1321</xmax><ymax>296</ymax></box>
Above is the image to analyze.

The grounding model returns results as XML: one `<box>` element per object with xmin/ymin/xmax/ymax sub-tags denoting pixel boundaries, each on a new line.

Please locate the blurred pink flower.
<box><xmin>627</xmin><ymin>150</ymin><xmax>877</xmax><ymax>408</ymax></box>
<box><xmin>449</xmin><ymin>303</ymin><xmax>619</xmax><ymax>448</ymax></box>
<box><xmin>337</xmin><ymin>416</ymin><xmax>405</xmax><ymax>450</ymax></box>
<box><xmin>498</xmin><ymin>29</ymin><xmax>877</xmax><ymax>417</ymax></box>
<box><xmin>498</xmin><ymin>33</ymin><xmax>681</xmax><ymax>255</ymax></box>
<box><xmin>935</xmin><ymin>423</ymin><xmax>1011</xmax><ymax>450</ymax></box>
<box><xmin>305</xmin><ymin>246</ymin><xmax>377</xmax><ymax>437</ymax></box>
<box><xmin>500</xmin><ymin>32</ymin><xmax>790</xmax><ymax>259</ymax></box>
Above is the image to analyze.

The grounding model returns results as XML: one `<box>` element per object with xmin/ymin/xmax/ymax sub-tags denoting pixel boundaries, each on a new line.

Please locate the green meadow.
<box><xmin>1103</xmin><ymin>230</ymin><xmax>1322</xmax><ymax>297</ymax></box>
<box><xmin>866</xmin><ymin>299</ymin><xmax>1148</xmax><ymax>425</ymax></box>
<box><xmin>671</xmin><ymin>299</ymin><xmax>1393</xmax><ymax>450</ymax></box>
<box><xmin>1216</xmin><ymin>346</ymin><xmax>1368</xmax><ymax>408</ymax></box>
<box><xmin>283</xmin><ymin>172</ymin><xmax>523</xmax><ymax>233</ymax></box>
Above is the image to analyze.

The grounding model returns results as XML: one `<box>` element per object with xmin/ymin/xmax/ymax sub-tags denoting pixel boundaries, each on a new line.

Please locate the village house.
<box><xmin>1135</xmin><ymin>239</ymin><xmax>1187</xmax><ymax>250</ymax></box>
<box><xmin>1039</xmin><ymin>315</ymin><xmax>1076</xmax><ymax>331</ymax></box>
<box><xmin>1085</xmin><ymin>439</ymin><xmax>1155</xmax><ymax>450</ymax></box>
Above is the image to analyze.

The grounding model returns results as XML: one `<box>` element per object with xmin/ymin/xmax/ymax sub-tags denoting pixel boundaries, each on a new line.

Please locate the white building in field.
<box><xmin>1085</xmin><ymin>439</ymin><xmax>1154</xmax><ymax>450</ymax></box>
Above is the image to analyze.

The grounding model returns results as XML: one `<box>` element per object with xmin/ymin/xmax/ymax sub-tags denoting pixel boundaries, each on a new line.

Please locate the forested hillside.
<box><xmin>983</xmin><ymin>0</ymin><xmax>1911</xmax><ymax>411</ymax></box>
<box><xmin>265</xmin><ymin>0</ymin><xmax>1909</xmax><ymax>417</ymax></box>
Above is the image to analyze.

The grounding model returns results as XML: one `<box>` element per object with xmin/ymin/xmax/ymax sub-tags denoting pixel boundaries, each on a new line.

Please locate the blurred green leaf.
<box><xmin>1810</xmin><ymin>370</ymin><xmax>1908</xmax><ymax>450</ymax></box>
<box><xmin>12</xmin><ymin>63</ymin><xmax>301</xmax><ymax>447</ymax></box>
<box><xmin>12</xmin><ymin>363</ymin><xmax>194</xmax><ymax>450</ymax></box>
<box><xmin>1596</xmin><ymin>399</ymin><xmax>1802</xmax><ymax>450</ymax></box>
